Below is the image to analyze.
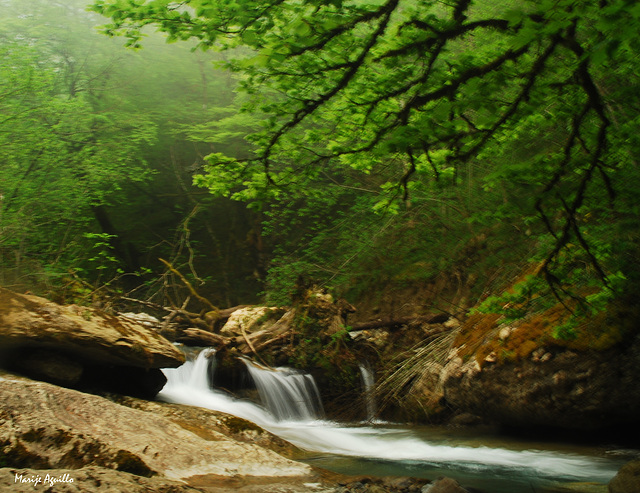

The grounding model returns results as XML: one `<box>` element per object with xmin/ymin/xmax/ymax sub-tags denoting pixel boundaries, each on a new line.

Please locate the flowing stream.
<box><xmin>159</xmin><ymin>348</ymin><xmax>629</xmax><ymax>492</ymax></box>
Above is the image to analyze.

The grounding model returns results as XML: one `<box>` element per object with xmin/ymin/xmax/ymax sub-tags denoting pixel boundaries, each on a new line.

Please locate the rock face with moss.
<box><xmin>0</xmin><ymin>287</ymin><xmax>184</xmax><ymax>396</ymax></box>
<box><xmin>441</xmin><ymin>307</ymin><xmax>640</xmax><ymax>430</ymax></box>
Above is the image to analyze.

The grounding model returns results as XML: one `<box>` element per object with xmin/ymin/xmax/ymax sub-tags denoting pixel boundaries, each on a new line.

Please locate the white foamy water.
<box><xmin>359</xmin><ymin>362</ymin><xmax>377</xmax><ymax>422</ymax></box>
<box><xmin>242</xmin><ymin>358</ymin><xmax>325</xmax><ymax>421</ymax></box>
<box><xmin>159</xmin><ymin>349</ymin><xmax>622</xmax><ymax>489</ymax></box>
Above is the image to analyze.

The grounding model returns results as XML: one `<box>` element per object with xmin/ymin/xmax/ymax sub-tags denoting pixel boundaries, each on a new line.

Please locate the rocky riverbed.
<box><xmin>1</xmin><ymin>286</ymin><xmax>639</xmax><ymax>492</ymax></box>
<box><xmin>0</xmin><ymin>287</ymin><xmax>468</xmax><ymax>492</ymax></box>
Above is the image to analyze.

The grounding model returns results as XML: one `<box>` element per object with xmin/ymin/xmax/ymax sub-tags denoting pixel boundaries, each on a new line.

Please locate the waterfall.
<box><xmin>242</xmin><ymin>359</ymin><xmax>324</xmax><ymax>421</ymax></box>
<box><xmin>359</xmin><ymin>361</ymin><xmax>376</xmax><ymax>421</ymax></box>
<box><xmin>158</xmin><ymin>347</ymin><xmax>623</xmax><ymax>492</ymax></box>
<box><xmin>163</xmin><ymin>347</ymin><xmax>215</xmax><ymax>391</ymax></box>
<box><xmin>161</xmin><ymin>348</ymin><xmax>274</xmax><ymax>424</ymax></box>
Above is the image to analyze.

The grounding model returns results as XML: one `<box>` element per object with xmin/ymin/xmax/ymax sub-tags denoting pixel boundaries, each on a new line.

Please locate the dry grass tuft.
<box><xmin>374</xmin><ymin>328</ymin><xmax>459</xmax><ymax>417</ymax></box>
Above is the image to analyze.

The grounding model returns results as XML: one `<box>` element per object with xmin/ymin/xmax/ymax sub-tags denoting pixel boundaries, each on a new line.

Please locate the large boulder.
<box><xmin>441</xmin><ymin>310</ymin><xmax>640</xmax><ymax>430</ymax></box>
<box><xmin>609</xmin><ymin>460</ymin><xmax>640</xmax><ymax>493</ymax></box>
<box><xmin>0</xmin><ymin>287</ymin><xmax>184</xmax><ymax>369</ymax></box>
<box><xmin>0</xmin><ymin>288</ymin><xmax>184</xmax><ymax>395</ymax></box>
<box><xmin>0</xmin><ymin>375</ymin><xmax>313</xmax><ymax>481</ymax></box>
<box><xmin>219</xmin><ymin>306</ymin><xmax>285</xmax><ymax>338</ymax></box>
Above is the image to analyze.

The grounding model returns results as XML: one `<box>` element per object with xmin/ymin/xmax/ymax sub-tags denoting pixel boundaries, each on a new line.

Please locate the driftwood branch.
<box><xmin>159</xmin><ymin>257</ymin><xmax>218</xmax><ymax>313</ymax></box>
<box><xmin>175</xmin><ymin>328</ymin><xmax>230</xmax><ymax>347</ymax></box>
<box><xmin>119</xmin><ymin>296</ymin><xmax>165</xmax><ymax>311</ymax></box>
<box><xmin>240</xmin><ymin>325</ymin><xmax>271</xmax><ymax>368</ymax></box>
<box><xmin>253</xmin><ymin>332</ymin><xmax>293</xmax><ymax>352</ymax></box>
<box><xmin>162</xmin><ymin>296</ymin><xmax>192</xmax><ymax>332</ymax></box>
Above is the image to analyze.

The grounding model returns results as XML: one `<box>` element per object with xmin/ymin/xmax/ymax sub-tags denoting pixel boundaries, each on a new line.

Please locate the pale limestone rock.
<box><xmin>0</xmin><ymin>377</ymin><xmax>311</xmax><ymax>481</ymax></box>
<box><xmin>220</xmin><ymin>307</ymin><xmax>279</xmax><ymax>337</ymax></box>
<box><xmin>0</xmin><ymin>287</ymin><xmax>184</xmax><ymax>369</ymax></box>
<box><xmin>531</xmin><ymin>348</ymin><xmax>545</xmax><ymax>362</ymax></box>
<box><xmin>443</xmin><ymin>318</ymin><xmax>461</xmax><ymax>329</ymax></box>
<box><xmin>484</xmin><ymin>351</ymin><xmax>497</xmax><ymax>363</ymax></box>
<box><xmin>498</xmin><ymin>326</ymin><xmax>513</xmax><ymax>340</ymax></box>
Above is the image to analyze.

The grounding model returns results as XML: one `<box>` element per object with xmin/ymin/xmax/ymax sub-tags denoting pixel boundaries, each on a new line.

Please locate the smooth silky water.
<box><xmin>159</xmin><ymin>348</ymin><xmax>632</xmax><ymax>492</ymax></box>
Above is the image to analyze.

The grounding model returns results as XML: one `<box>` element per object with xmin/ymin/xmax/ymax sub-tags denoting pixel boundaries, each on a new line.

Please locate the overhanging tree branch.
<box><xmin>258</xmin><ymin>0</ymin><xmax>400</xmax><ymax>177</ymax></box>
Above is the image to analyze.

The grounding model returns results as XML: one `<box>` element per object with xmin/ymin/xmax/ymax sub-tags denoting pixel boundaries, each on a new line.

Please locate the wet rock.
<box><xmin>367</xmin><ymin>485</ymin><xmax>388</xmax><ymax>493</ymax></box>
<box><xmin>554</xmin><ymin>482</ymin><xmax>607</xmax><ymax>492</ymax></box>
<box><xmin>442</xmin><ymin>342</ymin><xmax>640</xmax><ymax>430</ymax></box>
<box><xmin>112</xmin><ymin>395</ymin><xmax>300</xmax><ymax>459</ymax></box>
<box><xmin>448</xmin><ymin>413</ymin><xmax>484</xmax><ymax>427</ymax></box>
<box><xmin>442</xmin><ymin>311</ymin><xmax>640</xmax><ymax>431</ymax></box>
<box><xmin>187</xmin><ymin>474</ymin><xmax>339</xmax><ymax>492</ymax></box>
<box><xmin>336</xmin><ymin>476</ymin><xmax>430</xmax><ymax>492</ymax></box>
<box><xmin>381</xmin><ymin>476</ymin><xmax>430</xmax><ymax>491</ymax></box>
<box><xmin>609</xmin><ymin>459</ymin><xmax>640</xmax><ymax>493</ymax></box>
<box><xmin>421</xmin><ymin>477</ymin><xmax>469</xmax><ymax>493</ymax></box>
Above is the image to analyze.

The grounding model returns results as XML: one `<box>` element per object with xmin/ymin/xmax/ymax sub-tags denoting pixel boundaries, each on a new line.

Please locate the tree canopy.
<box><xmin>90</xmin><ymin>0</ymin><xmax>640</xmax><ymax>319</ymax></box>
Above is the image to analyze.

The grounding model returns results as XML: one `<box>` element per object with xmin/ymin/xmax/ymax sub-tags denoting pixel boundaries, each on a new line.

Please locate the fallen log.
<box><xmin>174</xmin><ymin>328</ymin><xmax>231</xmax><ymax>348</ymax></box>
<box><xmin>348</xmin><ymin>313</ymin><xmax>451</xmax><ymax>332</ymax></box>
<box><xmin>253</xmin><ymin>332</ymin><xmax>293</xmax><ymax>352</ymax></box>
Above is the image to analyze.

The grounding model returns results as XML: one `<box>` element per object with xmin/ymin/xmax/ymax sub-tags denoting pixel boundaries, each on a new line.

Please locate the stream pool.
<box><xmin>293</xmin><ymin>423</ymin><xmax>632</xmax><ymax>492</ymax></box>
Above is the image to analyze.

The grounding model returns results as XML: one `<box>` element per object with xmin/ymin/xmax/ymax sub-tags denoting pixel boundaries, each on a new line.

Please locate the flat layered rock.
<box><xmin>0</xmin><ymin>376</ymin><xmax>312</xmax><ymax>482</ymax></box>
<box><xmin>0</xmin><ymin>287</ymin><xmax>184</xmax><ymax>369</ymax></box>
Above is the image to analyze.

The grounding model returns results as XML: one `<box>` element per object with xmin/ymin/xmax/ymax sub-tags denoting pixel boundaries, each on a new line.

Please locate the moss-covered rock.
<box><xmin>442</xmin><ymin>305</ymin><xmax>640</xmax><ymax>430</ymax></box>
<box><xmin>453</xmin><ymin>300</ymin><xmax>635</xmax><ymax>369</ymax></box>
<box><xmin>609</xmin><ymin>459</ymin><xmax>640</xmax><ymax>493</ymax></box>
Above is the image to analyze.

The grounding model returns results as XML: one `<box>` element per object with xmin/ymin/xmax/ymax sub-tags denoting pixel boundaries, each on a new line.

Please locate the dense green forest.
<box><xmin>2</xmin><ymin>0</ymin><xmax>639</xmax><ymax>336</ymax></box>
<box><xmin>0</xmin><ymin>0</ymin><xmax>264</xmax><ymax>307</ymax></box>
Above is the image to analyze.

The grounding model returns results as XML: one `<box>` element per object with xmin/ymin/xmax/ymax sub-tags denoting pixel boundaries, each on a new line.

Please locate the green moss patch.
<box><xmin>455</xmin><ymin>300</ymin><xmax>636</xmax><ymax>367</ymax></box>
